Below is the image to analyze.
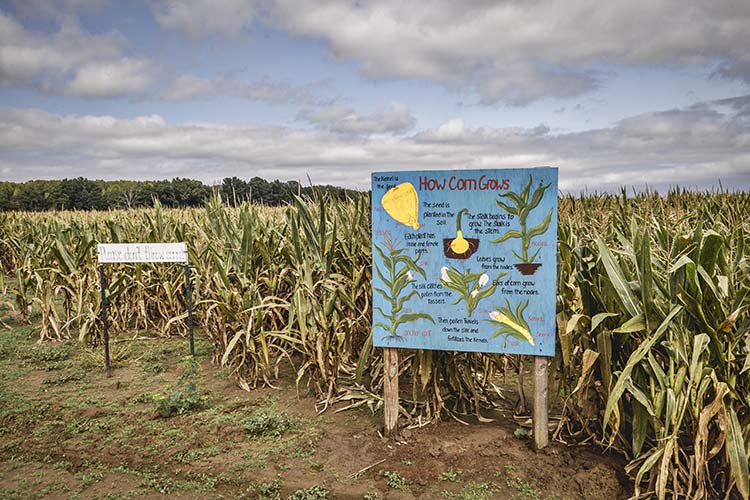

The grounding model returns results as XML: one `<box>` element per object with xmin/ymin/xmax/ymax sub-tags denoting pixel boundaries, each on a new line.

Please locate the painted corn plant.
<box><xmin>486</xmin><ymin>298</ymin><xmax>534</xmax><ymax>348</ymax></box>
<box><xmin>491</xmin><ymin>175</ymin><xmax>553</xmax><ymax>275</ymax></box>
<box><xmin>440</xmin><ymin>266</ymin><xmax>505</xmax><ymax>317</ymax></box>
<box><xmin>373</xmin><ymin>238</ymin><xmax>434</xmax><ymax>340</ymax></box>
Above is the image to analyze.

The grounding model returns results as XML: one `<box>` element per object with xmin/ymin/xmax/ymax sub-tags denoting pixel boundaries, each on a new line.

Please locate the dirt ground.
<box><xmin>0</xmin><ymin>311</ymin><xmax>629</xmax><ymax>499</ymax></box>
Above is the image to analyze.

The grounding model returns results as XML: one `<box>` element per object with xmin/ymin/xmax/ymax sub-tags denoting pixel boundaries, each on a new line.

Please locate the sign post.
<box><xmin>99</xmin><ymin>264</ymin><xmax>111</xmax><ymax>377</ymax></box>
<box><xmin>184</xmin><ymin>263</ymin><xmax>195</xmax><ymax>356</ymax></box>
<box><xmin>371</xmin><ymin>168</ymin><xmax>558</xmax><ymax>446</ymax></box>
<box><xmin>533</xmin><ymin>356</ymin><xmax>549</xmax><ymax>449</ymax></box>
<box><xmin>383</xmin><ymin>348</ymin><xmax>399</xmax><ymax>437</ymax></box>
<box><xmin>97</xmin><ymin>243</ymin><xmax>192</xmax><ymax>375</ymax></box>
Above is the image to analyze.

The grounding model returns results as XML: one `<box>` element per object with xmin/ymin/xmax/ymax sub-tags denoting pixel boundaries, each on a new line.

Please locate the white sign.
<box><xmin>97</xmin><ymin>243</ymin><xmax>188</xmax><ymax>264</ymax></box>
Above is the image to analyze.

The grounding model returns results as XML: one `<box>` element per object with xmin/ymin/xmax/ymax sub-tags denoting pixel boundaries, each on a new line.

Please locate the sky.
<box><xmin>0</xmin><ymin>0</ymin><xmax>749</xmax><ymax>192</ymax></box>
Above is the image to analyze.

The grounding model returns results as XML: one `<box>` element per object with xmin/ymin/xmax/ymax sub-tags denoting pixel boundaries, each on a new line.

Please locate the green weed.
<box><xmin>384</xmin><ymin>470</ymin><xmax>406</xmax><ymax>489</ymax></box>
<box><xmin>439</xmin><ymin>468</ymin><xmax>462</xmax><ymax>482</ymax></box>
<box><xmin>243</xmin><ymin>408</ymin><xmax>298</xmax><ymax>438</ymax></box>
<box><xmin>152</xmin><ymin>357</ymin><xmax>206</xmax><ymax>417</ymax></box>
<box><xmin>287</xmin><ymin>485</ymin><xmax>330</xmax><ymax>500</ymax></box>
<box><xmin>441</xmin><ymin>482</ymin><xmax>499</xmax><ymax>500</ymax></box>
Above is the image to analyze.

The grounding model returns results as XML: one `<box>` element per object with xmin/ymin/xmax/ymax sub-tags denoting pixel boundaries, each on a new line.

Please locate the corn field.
<box><xmin>0</xmin><ymin>189</ymin><xmax>748</xmax><ymax>499</ymax></box>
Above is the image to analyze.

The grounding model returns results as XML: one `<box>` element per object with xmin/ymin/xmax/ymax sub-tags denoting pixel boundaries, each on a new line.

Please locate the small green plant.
<box><xmin>486</xmin><ymin>299</ymin><xmax>534</xmax><ymax>347</ymax></box>
<box><xmin>254</xmin><ymin>477</ymin><xmax>282</xmax><ymax>500</ymax></box>
<box><xmin>491</xmin><ymin>175</ymin><xmax>552</xmax><ymax>264</ymax></box>
<box><xmin>384</xmin><ymin>470</ymin><xmax>406</xmax><ymax>489</ymax></box>
<box><xmin>506</xmin><ymin>477</ymin><xmax>541</xmax><ymax>499</ymax></box>
<box><xmin>243</xmin><ymin>408</ymin><xmax>297</xmax><ymax>438</ymax></box>
<box><xmin>373</xmin><ymin>238</ymin><xmax>434</xmax><ymax>340</ymax></box>
<box><xmin>152</xmin><ymin>357</ymin><xmax>204</xmax><ymax>417</ymax></box>
<box><xmin>441</xmin><ymin>482</ymin><xmax>499</xmax><ymax>500</ymax></box>
<box><xmin>513</xmin><ymin>427</ymin><xmax>529</xmax><ymax>439</ymax></box>
<box><xmin>363</xmin><ymin>493</ymin><xmax>382</xmax><ymax>500</ymax></box>
<box><xmin>287</xmin><ymin>484</ymin><xmax>330</xmax><ymax>500</ymax></box>
<box><xmin>438</xmin><ymin>468</ymin><xmax>462</xmax><ymax>482</ymax></box>
<box><xmin>440</xmin><ymin>267</ymin><xmax>505</xmax><ymax>317</ymax></box>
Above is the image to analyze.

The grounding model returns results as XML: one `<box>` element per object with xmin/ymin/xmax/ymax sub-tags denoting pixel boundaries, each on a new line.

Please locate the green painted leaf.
<box><xmin>495</xmin><ymin>199</ymin><xmax>519</xmax><ymax>215</ymax></box>
<box><xmin>394</xmin><ymin>312</ymin><xmax>435</xmax><ymax>331</ymax></box>
<box><xmin>527</xmin><ymin>208</ymin><xmax>553</xmax><ymax>239</ymax></box>
<box><xmin>491</xmin><ymin>230</ymin><xmax>523</xmax><ymax>244</ymax></box>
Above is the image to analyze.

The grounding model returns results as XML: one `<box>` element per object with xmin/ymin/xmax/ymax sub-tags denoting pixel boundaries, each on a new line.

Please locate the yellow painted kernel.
<box><xmin>450</xmin><ymin>230</ymin><xmax>470</xmax><ymax>254</ymax></box>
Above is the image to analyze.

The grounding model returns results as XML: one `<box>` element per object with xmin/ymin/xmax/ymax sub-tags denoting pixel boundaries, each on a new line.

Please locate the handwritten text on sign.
<box><xmin>97</xmin><ymin>243</ymin><xmax>188</xmax><ymax>264</ymax></box>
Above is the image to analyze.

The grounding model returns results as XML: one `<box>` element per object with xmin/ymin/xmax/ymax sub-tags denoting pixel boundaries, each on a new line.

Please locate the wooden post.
<box><xmin>383</xmin><ymin>348</ymin><xmax>399</xmax><ymax>438</ymax></box>
<box><xmin>533</xmin><ymin>356</ymin><xmax>549</xmax><ymax>449</ymax></box>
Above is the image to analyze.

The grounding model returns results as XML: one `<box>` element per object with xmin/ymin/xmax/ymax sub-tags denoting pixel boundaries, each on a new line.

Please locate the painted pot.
<box><xmin>514</xmin><ymin>263</ymin><xmax>542</xmax><ymax>275</ymax></box>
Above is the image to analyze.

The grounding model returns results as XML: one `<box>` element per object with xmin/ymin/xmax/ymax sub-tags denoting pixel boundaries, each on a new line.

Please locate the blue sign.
<box><xmin>371</xmin><ymin>167</ymin><xmax>558</xmax><ymax>356</ymax></box>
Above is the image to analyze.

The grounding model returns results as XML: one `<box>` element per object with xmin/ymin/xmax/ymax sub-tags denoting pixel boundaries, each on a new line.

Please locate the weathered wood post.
<box><xmin>533</xmin><ymin>356</ymin><xmax>549</xmax><ymax>449</ymax></box>
<box><xmin>383</xmin><ymin>347</ymin><xmax>399</xmax><ymax>437</ymax></box>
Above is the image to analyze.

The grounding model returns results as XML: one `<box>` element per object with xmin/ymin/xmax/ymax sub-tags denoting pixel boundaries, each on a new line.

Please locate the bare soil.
<box><xmin>0</xmin><ymin>314</ymin><xmax>629</xmax><ymax>499</ymax></box>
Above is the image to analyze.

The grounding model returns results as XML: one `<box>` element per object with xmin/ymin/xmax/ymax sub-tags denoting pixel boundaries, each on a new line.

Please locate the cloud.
<box><xmin>150</xmin><ymin>0</ymin><xmax>257</xmax><ymax>39</ymax></box>
<box><xmin>0</xmin><ymin>9</ymin><xmax>152</xmax><ymax>97</ymax></box>
<box><xmin>298</xmin><ymin>102</ymin><xmax>415</xmax><ymax>134</ymax></box>
<box><xmin>5</xmin><ymin>0</ymin><xmax>109</xmax><ymax>22</ymax></box>
<box><xmin>162</xmin><ymin>75</ymin><xmax>331</xmax><ymax>105</ymax></box>
<box><xmin>1</xmin><ymin>95</ymin><xmax>748</xmax><ymax>191</ymax></box>
<box><xmin>265</xmin><ymin>0</ymin><xmax>750</xmax><ymax>105</ymax></box>
<box><xmin>161</xmin><ymin>75</ymin><xmax>214</xmax><ymax>101</ymax></box>
<box><xmin>66</xmin><ymin>58</ymin><xmax>153</xmax><ymax>97</ymax></box>
<box><xmin>0</xmin><ymin>11</ymin><xmax>124</xmax><ymax>82</ymax></box>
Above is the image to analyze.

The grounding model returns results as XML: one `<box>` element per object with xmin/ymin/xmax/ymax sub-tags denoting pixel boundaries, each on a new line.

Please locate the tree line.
<box><xmin>0</xmin><ymin>176</ymin><xmax>359</xmax><ymax>212</ymax></box>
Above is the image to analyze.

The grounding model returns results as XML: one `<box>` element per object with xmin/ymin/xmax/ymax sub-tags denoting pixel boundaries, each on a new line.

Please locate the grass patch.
<box><xmin>505</xmin><ymin>477</ymin><xmax>542</xmax><ymax>499</ymax></box>
<box><xmin>287</xmin><ymin>485</ymin><xmax>330</xmax><ymax>500</ymax></box>
<box><xmin>441</xmin><ymin>482</ymin><xmax>499</xmax><ymax>500</ymax></box>
<box><xmin>137</xmin><ymin>341</ymin><xmax>177</xmax><ymax>375</ymax></box>
<box><xmin>244</xmin><ymin>407</ymin><xmax>298</xmax><ymax>438</ymax></box>
<box><xmin>252</xmin><ymin>477</ymin><xmax>282</xmax><ymax>500</ymax></box>
<box><xmin>175</xmin><ymin>444</ymin><xmax>222</xmax><ymax>464</ymax></box>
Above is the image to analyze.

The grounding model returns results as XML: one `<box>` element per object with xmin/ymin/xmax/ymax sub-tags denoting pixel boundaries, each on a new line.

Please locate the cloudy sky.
<box><xmin>1</xmin><ymin>0</ymin><xmax>749</xmax><ymax>192</ymax></box>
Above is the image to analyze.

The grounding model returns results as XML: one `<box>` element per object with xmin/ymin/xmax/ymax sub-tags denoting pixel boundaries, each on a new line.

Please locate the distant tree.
<box><xmin>58</xmin><ymin>177</ymin><xmax>105</xmax><ymax>210</ymax></box>
<box><xmin>0</xmin><ymin>176</ymin><xmax>360</xmax><ymax>212</ymax></box>
<box><xmin>101</xmin><ymin>180</ymin><xmax>145</xmax><ymax>209</ymax></box>
<box><xmin>0</xmin><ymin>182</ymin><xmax>17</xmax><ymax>211</ymax></box>
<box><xmin>171</xmin><ymin>178</ymin><xmax>210</xmax><ymax>207</ymax></box>
<box><xmin>221</xmin><ymin>177</ymin><xmax>250</xmax><ymax>205</ymax></box>
<box><xmin>149</xmin><ymin>180</ymin><xmax>177</xmax><ymax>207</ymax></box>
<box><xmin>17</xmin><ymin>180</ymin><xmax>61</xmax><ymax>211</ymax></box>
